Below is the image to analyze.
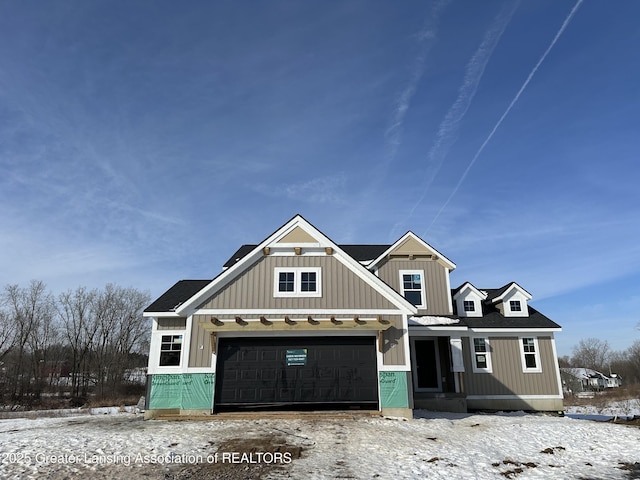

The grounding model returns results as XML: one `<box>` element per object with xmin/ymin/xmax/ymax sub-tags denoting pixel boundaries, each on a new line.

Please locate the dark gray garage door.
<box><xmin>215</xmin><ymin>336</ymin><xmax>378</xmax><ymax>411</ymax></box>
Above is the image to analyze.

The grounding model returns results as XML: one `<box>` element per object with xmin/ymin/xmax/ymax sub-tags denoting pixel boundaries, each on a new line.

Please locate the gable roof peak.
<box><xmin>452</xmin><ymin>282</ymin><xmax>487</xmax><ymax>299</ymax></box>
<box><xmin>368</xmin><ymin>231</ymin><xmax>456</xmax><ymax>271</ymax></box>
<box><xmin>171</xmin><ymin>214</ymin><xmax>418</xmax><ymax>316</ymax></box>
<box><xmin>486</xmin><ymin>282</ymin><xmax>532</xmax><ymax>303</ymax></box>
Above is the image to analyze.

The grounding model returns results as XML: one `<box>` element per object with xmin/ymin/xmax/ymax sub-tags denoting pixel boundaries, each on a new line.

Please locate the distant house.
<box><xmin>143</xmin><ymin>215</ymin><xmax>563</xmax><ymax>418</ymax></box>
<box><xmin>607</xmin><ymin>373</ymin><xmax>622</xmax><ymax>388</ymax></box>
<box><xmin>561</xmin><ymin>368</ymin><xmax>622</xmax><ymax>394</ymax></box>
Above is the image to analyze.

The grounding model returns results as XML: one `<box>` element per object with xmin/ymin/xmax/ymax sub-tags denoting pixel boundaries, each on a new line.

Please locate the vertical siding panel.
<box><xmin>382</xmin><ymin>316</ymin><xmax>405</xmax><ymax>365</ymax></box>
<box><xmin>157</xmin><ymin>317</ymin><xmax>187</xmax><ymax>330</ymax></box>
<box><xmin>377</xmin><ymin>259</ymin><xmax>449</xmax><ymax>315</ymax></box>
<box><xmin>189</xmin><ymin>315</ymin><xmax>212</xmax><ymax>368</ymax></box>
<box><xmin>464</xmin><ymin>337</ymin><xmax>559</xmax><ymax>396</ymax></box>
<box><xmin>200</xmin><ymin>255</ymin><xmax>398</xmax><ymax>310</ymax></box>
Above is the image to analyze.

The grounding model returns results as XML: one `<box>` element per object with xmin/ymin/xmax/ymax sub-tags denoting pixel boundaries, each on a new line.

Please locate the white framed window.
<box><xmin>510</xmin><ymin>300</ymin><xmax>522</xmax><ymax>312</ymax></box>
<box><xmin>463</xmin><ymin>300</ymin><xmax>475</xmax><ymax>312</ymax></box>
<box><xmin>519</xmin><ymin>337</ymin><xmax>542</xmax><ymax>373</ymax></box>
<box><xmin>274</xmin><ymin>267</ymin><xmax>322</xmax><ymax>297</ymax></box>
<box><xmin>159</xmin><ymin>334</ymin><xmax>183</xmax><ymax>367</ymax></box>
<box><xmin>400</xmin><ymin>270</ymin><xmax>427</xmax><ymax>308</ymax></box>
<box><xmin>472</xmin><ymin>337</ymin><xmax>492</xmax><ymax>373</ymax></box>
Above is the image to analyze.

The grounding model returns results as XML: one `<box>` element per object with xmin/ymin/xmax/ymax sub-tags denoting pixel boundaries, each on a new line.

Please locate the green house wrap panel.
<box><xmin>379</xmin><ymin>371</ymin><xmax>409</xmax><ymax>408</ymax></box>
<box><xmin>149</xmin><ymin>373</ymin><xmax>215</xmax><ymax>410</ymax></box>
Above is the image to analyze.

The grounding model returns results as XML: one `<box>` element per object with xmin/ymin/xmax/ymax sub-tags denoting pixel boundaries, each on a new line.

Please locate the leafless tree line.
<box><xmin>0</xmin><ymin>280</ymin><xmax>150</xmax><ymax>406</ymax></box>
<box><xmin>559</xmin><ymin>337</ymin><xmax>640</xmax><ymax>384</ymax></box>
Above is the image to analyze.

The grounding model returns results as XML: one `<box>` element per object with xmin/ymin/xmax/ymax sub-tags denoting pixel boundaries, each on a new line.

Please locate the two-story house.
<box><xmin>143</xmin><ymin>215</ymin><xmax>563</xmax><ymax>418</ymax></box>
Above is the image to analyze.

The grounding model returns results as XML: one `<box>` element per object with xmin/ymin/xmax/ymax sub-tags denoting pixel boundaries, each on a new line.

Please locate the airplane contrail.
<box><xmin>424</xmin><ymin>0</ymin><xmax>584</xmax><ymax>235</ymax></box>
<box><xmin>391</xmin><ymin>1</ymin><xmax>518</xmax><ymax>238</ymax></box>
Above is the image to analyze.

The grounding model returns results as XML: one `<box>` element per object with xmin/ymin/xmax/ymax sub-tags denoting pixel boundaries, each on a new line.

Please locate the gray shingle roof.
<box><xmin>144</xmin><ymin>280</ymin><xmax>210</xmax><ymax>313</ymax></box>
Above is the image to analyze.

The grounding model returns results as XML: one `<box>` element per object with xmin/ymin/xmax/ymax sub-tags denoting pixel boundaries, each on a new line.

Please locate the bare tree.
<box><xmin>0</xmin><ymin>309</ymin><xmax>16</xmax><ymax>362</ymax></box>
<box><xmin>90</xmin><ymin>285</ymin><xmax>150</xmax><ymax>397</ymax></box>
<box><xmin>2</xmin><ymin>281</ymin><xmax>54</xmax><ymax>401</ymax></box>
<box><xmin>58</xmin><ymin>287</ymin><xmax>97</xmax><ymax>397</ymax></box>
<box><xmin>571</xmin><ymin>338</ymin><xmax>611</xmax><ymax>372</ymax></box>
<box><xmin>26</xmin><ymin>290</ymin><xmax>58</xmax><ymax>399</ymax></box>
<box><xmin>625</xmin><ymin>339</ymin><xmax>640</xmax><ymax>385</ymax></box>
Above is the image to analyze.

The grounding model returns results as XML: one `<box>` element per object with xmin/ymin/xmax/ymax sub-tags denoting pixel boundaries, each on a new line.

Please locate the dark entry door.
<box><xmin>215</xmin><ymin>336</ymin><xmax>378</xmax><ymax>410</ymax></box>
<box><xmin>414</xmin><ymin>339</ymin><xmax>441</xmax><ymax>391</ymax></box>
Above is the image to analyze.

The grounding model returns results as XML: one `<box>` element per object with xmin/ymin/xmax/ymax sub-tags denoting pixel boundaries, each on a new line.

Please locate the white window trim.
<box><xmin>273</xmin><ymin>267</ymin><xmax>322</xmax><ymax>298</ymax></box>
<box><xmin>519</xmin><ymin>337</ymin><xmax>542</xmax><ymax>373</ymax></box>
<box><xmin>471</xmin><ymin>337</ymin><xmax>493</xmax><ymax>373</ymax></box>
<box><xmin>509</xmin><ymin>300</ymin><xmax>522</xmax><ymax>312</ymax></box>
<box><xmin>399</xmin><ymin>270</ymin><xmax>427</xmax><ymax>308</ymax></box>
<box><xmin>149</xmin><ymin>329</ymin><xmax>187</xmax><ymax>373</ymax></box>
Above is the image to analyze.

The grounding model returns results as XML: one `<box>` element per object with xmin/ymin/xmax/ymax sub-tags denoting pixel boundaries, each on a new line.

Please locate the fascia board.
<box><xmin>453</xmin><ymin>282</ymin><xmax>486</xmax><ymax>300</ymax></box>
<box><xmin>491</xmin><ymin>283</ymin><xmax>533</xmax><ymax>303</ymax></box>
<box><xmin>368</xmin><ymin>231</ymin><xmax>456</xmax><ymax>271</ymax></box>
<box><xmin>468</xmin><ymin>327</ymin><xmax>562</xmax><ymax>333</ymax></box>
<box><xmin>143</xmin><ymin>311</ymin><xmax>182</xmax><ymax>318</ymax></box>
<box><xmin>408</xmin><ymin>325</ymin><xmax>469</xmax><ymax>332</ymax></box>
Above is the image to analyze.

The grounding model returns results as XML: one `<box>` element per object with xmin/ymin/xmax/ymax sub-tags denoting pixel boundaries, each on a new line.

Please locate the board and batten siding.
<box><xmin>381</xmin><ymin>315</ymin><xmax>406</xmax><ymax>366</ymax></box>
<box><xmin>189</xmin><ymin>316</ymin><xmax>213</xmax><ymax>368</ymax></box>
<box><xmin>462</xmin><ymin>336</ymin><xmax>560</xmax><ymax>396</ymax></box>
<box><xmin>199</xmin><ymin>255</ymin><xmax>397</xmax><ymax>310</ymax></box>
<box><xmin>377</xmin><ymin>259</ymin><xmax>450</xmax><ymax>315</ymax></box>
<box><xmin>156</xmin><ymin>317</ymin><xmax>187</xmax><ymax>330</ymax></box>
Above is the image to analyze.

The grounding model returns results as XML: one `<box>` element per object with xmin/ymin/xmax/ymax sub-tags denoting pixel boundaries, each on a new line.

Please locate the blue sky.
<box><xmin>1</xmin><ymin>1</ymin><xmax>639</xmax><ymax>357</ymax></box>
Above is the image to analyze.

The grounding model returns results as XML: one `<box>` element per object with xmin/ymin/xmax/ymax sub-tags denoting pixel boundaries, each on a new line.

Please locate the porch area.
<box><xmin>410</xmin><ymin>335</ymin><xmax>468</xmax><ymax>413</ymax></box>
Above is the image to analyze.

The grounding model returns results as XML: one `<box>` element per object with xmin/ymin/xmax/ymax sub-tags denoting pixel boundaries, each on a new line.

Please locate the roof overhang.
<box><xmin>368</xmin><ymin>231</ymin><xmax>456</xmax><ymax>271</ymax></box>
<box><xmin>488</xmin><ymin>282</ymin><xmax>533</xmax><ymax>304</ymax></box>
<box><xmin>453</xmin><ymin>282</ymin><xmax>487</xmax><ymax>301</ymax></box>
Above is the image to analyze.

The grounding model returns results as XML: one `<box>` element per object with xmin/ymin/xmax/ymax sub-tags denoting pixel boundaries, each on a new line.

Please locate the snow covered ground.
<box><xmin>1</xmin><ymin>407</ymin><xmax>639</xmax><ymax>479</ymax></box>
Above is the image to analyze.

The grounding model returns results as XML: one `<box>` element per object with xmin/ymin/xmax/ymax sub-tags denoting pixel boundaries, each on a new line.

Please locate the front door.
<box><xmin>412</xmin><ymin>339</ymin><xmax>442</xmax><ymax>391</ymax></box>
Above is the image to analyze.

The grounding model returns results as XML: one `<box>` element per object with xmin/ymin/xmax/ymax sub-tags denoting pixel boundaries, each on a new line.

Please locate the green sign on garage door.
<box><xmin>286</xmin><ymin>349</ymin><xmax>307</xmax><ymax>366</ymax></box>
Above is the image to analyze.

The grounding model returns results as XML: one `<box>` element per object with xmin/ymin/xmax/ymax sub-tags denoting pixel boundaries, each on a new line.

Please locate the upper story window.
<box><xmin>472</xmin><ymin>337</ymin><xmax>492</xmax><ymax>373</ymax></box>
<box><xmin>510</xmin><ymin>300</ymin><xmax>522</xmax><ymax>312</ymax></box>
<box><xmin>400</xmin><ymin>270</ymin><xmax>427</xmax><ymax>308</ymax></box>
<box><xmin>463</xmin><ymin>300</ymin><xmax>475</xmax><ymax>312</ymax></box>
<box><xmin>274</xmin><ymin>267</ymin><xmax>322</xmax><ymax>297</ymax></box>
<box><xmin>159</xmin><ymin>334</ymin><xmax>182</xmax><ymax>366</ymax></box>
<box><xmin>278</xmin><ymin>272</ymin><xmax>295</xmax><ymax>292</ymax></box>
<box><xmin>520</xmin><ymin>337</ymin><xmax>542</xmax><ymax>373</ymax></box>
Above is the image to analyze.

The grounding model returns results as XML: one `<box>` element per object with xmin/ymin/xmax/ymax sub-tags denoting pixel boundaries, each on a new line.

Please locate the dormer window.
<box><xmin>400</xmin><ymin>270</ymin><xmax>427</xmax><ymax>308</ymax></box>
<box><xmin>453</xmin><ymin>283</ymin><xmax>485</xmax><ymax>318</ymax></box>
<box><xmin>510</xmin><ymin>300</ymin><xmax>522</xmax><ymax>312</ymax></box>
<box><xmin>274</xmin><ymin>267</ymin><xmax>322</xmax><ymax>297</ymax></box>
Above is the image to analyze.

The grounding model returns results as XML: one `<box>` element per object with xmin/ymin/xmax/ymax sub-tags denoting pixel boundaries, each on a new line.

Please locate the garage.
<box><xmin>214</xmin><ymin>336</ymin><xmax>378</xmax><ymax>411</ymax></box>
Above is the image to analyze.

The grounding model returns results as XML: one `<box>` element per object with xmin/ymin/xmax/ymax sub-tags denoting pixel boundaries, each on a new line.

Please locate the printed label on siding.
<box><xmin>379</xmin><ymin>371</ymin><xmax>409</xmax><ymax>408</ymax></box>
<box><xmin>149</xmin><ymin>373</ymin><xmax>215</xmax><ymax>410</ymax></box>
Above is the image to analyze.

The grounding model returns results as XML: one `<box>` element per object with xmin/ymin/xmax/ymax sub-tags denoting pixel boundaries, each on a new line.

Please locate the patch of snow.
<box><xmin>0</xmin><ymin>406</ymin><xmax>139</xmax><ymax>420</ymax></box>
<box><xmin>1</xmin><ymin>408</ymin><xmax>640</xmax><ymax>479</ymax></box>
<box><xmin>409</xmin><ymin>316</ymin><xmax>460</xmax><ymax>326</ymax></box>
<box><xmin>565</xmin><ymin>398</ymin><xmax>640</xmax><ymax>419</ymax></box>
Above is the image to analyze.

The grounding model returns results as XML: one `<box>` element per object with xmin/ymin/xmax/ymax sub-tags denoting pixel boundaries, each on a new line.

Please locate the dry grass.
<box><xmin>563</xmin><ymin>384</ymin><xmax>640</xmax><ymax>407</ymax></box>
